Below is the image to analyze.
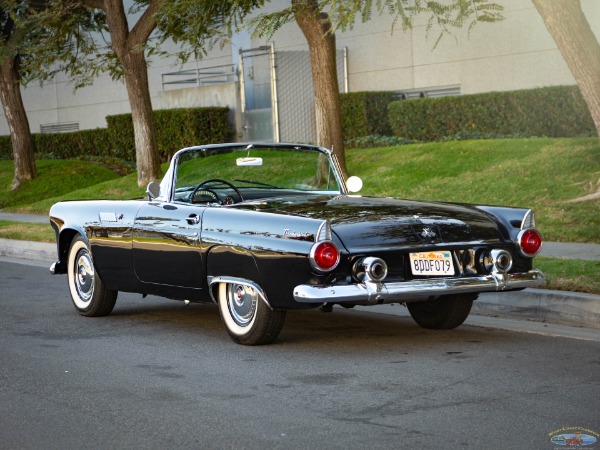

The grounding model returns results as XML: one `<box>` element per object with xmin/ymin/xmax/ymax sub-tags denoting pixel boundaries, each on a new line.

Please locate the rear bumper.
<box><xmin>293</xmin><ymin>269</ymin><xmax>546</xmax><ymax>305</ymax></box>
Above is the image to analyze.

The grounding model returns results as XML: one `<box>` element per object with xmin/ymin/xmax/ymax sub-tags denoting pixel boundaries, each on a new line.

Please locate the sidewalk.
<box><xmin>1</xmin><ymin>212</ymin><xmax>599</xmax><ymax>329</ymax></box>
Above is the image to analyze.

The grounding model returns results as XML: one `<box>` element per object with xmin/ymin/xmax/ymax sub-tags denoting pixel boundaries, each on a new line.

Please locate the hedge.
<box><xmin>0</xmin><ymin>107</ymin><xmax>231</xmax><ymax>162</ymax></box>
<box><xmin>107</xmin><ymin>107</ymin><xmax>231</xmax><ymax>161</ymax></box>
<box><xmin>340</xmin><ymin>91</ymin><xmax>396</xmax><ymax>140</ymax></box>
<box><xmin>388</xmin><ymin>85</ymin><xmax>596</xmax><ymax>141</ymax></box>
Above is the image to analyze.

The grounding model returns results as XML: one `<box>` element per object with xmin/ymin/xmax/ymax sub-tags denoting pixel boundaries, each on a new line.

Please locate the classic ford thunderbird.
<box><xmin>50</xmin><ymin>143</ymin><xmax>545</xmax><ymax>345</ymax></box>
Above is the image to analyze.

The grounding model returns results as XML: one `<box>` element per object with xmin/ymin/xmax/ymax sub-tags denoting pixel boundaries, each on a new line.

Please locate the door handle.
<box><xmin>186</xmin><ymin>214</ymin><xmax>200</xmax><ymax>225</ymax></box>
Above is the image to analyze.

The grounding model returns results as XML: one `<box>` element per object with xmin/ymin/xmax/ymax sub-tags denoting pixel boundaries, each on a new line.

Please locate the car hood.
<box><xmin>237</xmin><ymin>194</ymin><xmax>501</xmax><ymax>252</ymax></box>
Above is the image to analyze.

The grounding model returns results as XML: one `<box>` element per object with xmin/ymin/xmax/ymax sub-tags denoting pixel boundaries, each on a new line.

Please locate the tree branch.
<box><xmin>129</xmin><ymin>0</ymin><xmax>164</xmax><ymax>48</ymax></box>
<box><xmin>80</xmin><ymin>0</ymin><xmax>106</xmax><ymax>10</ymax></box>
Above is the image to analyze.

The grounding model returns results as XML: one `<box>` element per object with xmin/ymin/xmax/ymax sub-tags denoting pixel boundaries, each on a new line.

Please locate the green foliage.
<box><xmin>1</xmin><ymin>108</ymin><xmax>232</xmax><ymax>162</ymax></box>
<box><xmin>345</xmin><ymin>134</ymin><xmax>415</xmax><ymax>149</ymax></box>
<box><xmin>0</xmin><ymin>136</ymin><xmax>11</xmax><ymax>159</ymax></box>
<box><xmin>388</xmin><ymin>86</ymin><xmax>596</xmax><ymax>141</ymax></box>
<box><xmin>154</xmin><ymin>108</ymin><xmax>232</xmax><ymax>157</ymax></box>
<box><xmin>340</xmin><ymin>91</ymin><xmax>396</xmax><ymax>139</ymax></box>
<box><xmin>155</xmin><ymin>0</ymin><xmax>263</xmax><ymax>64</ymax></box>
<box><xmin>0</xmin><ymin>129</ymin><xmax>111</xmax><ymax>160</ymax></box>
<box><xmin>107</xmin><ymin>107</ymin><xmax>231</xmax><ymax>161</ymax></box>
<box><xmin>35</xmin><ymin>129</ymin><xmax>112</xmax><ymax>159</ymax></box>
<box><xmin>250</xmin><ymin>0</ymin><xmax>504</xmax><ymax>43</ymax></box>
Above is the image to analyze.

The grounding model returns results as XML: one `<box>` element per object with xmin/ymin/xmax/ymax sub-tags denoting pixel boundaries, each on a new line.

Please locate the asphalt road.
<box><xmin>1</xmin><ymin>259</ymin><xmax>599</xmax><ymax>450</ymax></box>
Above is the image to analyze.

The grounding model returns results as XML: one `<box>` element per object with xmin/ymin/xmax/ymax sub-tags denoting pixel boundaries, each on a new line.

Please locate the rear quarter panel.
<box><xmin>202</xmin><ymin>207</ymin><xmax>327</xmax><ymax>309</ymax></box>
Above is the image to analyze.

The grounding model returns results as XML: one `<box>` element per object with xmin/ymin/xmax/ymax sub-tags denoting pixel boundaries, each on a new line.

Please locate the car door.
<box><xmin>132</xmin><ymin>201</ymin><xmax>205</xmax><ymax>289</ymax></box>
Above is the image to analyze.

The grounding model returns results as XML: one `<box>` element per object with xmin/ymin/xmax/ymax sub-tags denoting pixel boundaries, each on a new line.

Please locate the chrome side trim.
<box><xmin>293</xmin><ymin>269</ymin><xmax>546</xmax><ymax>305</ymax></box>
<box><xmin>208</xmin><ymin>276</ymin><xmax>273</xmax><ymax>310</ymax></box>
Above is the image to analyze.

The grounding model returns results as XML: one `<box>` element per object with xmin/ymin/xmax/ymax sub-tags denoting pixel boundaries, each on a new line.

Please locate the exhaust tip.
<box><xmin>353</xmin><ymin>257</ymin><xmax>388</xmax><ymax>282</ymax></box>
<box><xmin>480</xmin><ymin>249</ymin><xmax>513</xmax><ymax>274</ymax></box>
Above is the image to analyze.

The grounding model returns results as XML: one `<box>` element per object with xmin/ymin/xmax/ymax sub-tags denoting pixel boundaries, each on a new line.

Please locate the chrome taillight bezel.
<box><xmin>309</xmin><ymin>240</ymin><xmax>341</xmax><ymax>273</ymax></box>
<box><xmin>517</xmin><ymin>228</ymin><xmax>543</xmax><ymax>258</ymax></box>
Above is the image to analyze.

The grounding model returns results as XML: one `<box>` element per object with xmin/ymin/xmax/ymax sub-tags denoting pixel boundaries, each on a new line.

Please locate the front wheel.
<box><xmin>67</xmin><ymin>236</ymin><xmax>117</xmax><ymax>317</ymax></box>
<box><xmin>406</xmin><ymin>294</ymin><xmax>476</xmax><ymax>330</ymax></box>
<box><xmin>218</xmin><ymin>282</ymin><xmax>286</xmax><ymax>345</ymax></box>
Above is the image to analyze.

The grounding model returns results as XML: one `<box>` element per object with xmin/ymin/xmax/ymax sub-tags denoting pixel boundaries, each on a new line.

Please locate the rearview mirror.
<box><xmin>236</xmin><ymin>157</ymin><xmax>263</xmax><ymax>166</ymax></box>
<box><xmin>146</xmin><ymin>181</ymin><xmax>160</xmax><ymax>200</ymax></box>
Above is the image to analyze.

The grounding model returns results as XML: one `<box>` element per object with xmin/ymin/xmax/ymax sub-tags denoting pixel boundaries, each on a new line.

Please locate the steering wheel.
<box><xmin>190</xmin><ymin>178</ymin><xmax>244</xmax><ymax>204</ymax></box>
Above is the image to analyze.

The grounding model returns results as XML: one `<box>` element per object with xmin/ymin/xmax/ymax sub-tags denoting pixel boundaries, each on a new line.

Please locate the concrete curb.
<box><xmin>0</xmin><ymin>238</ymin><xmax>56</xmax><ymax>263</ymax></box>
<box><xmin>475</xmin><ymin>290</ymin><xmax>600</xmax><ymax>329</ymax></box>
<box><xmin>1</xmin><ymin>237</ymin><xmax>599</xmax><ymax>329</ymax></box>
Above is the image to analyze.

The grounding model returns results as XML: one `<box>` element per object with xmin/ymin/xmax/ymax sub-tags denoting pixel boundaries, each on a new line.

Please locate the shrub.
<box><xmin>1</xmin><ymin>107</ymin><xmax>232</xmax><ymax>163</ymax></box>
<box><xmin>388</xmin><ymin>85</ymin><xmax>596</xmax><ymax>141</ymax></box>
<box><xmin>341</xmin><ymin>91</ymin><xmax>396</xmax><ymax>139</ymax></box>
<box><xmin>35</xmin><ymin>128</ymin><xmax>112</xmax><ymax>159</ymax></box>
<box><xmin>345</xmin><ymin>134</ymin><xmax>416</xmax><ymax>148</ymax></box>
<box><xmin>107</xmin><ymin>107</ymin><xmax>231</xmax><ymax>161</ymax></box>
<box><xmin>0</xmin><ymin>136</ymin><xmax>12</xmax><ymax>159</ymax></box>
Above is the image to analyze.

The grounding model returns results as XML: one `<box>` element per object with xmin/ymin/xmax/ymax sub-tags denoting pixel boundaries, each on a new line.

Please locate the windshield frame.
<box><xmin>157</xmin><ymin>143</ymin><xmax>348</xmax><ymax>203</ymax></box>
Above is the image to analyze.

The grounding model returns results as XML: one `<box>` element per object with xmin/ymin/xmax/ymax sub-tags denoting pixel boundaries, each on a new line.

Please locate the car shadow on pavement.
<box><xmin>103</xmin><ymin>293</ymin><xmax>519</xmax><ymax>351</ymax></box>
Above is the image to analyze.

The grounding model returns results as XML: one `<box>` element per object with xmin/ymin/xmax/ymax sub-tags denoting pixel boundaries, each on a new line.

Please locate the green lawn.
<box><xmin>0</xmin><ymin>159</ymin><xmax>121</xmax><ymax>210</ymax></box>
<box><xmin>348</xmin><ymin>138</ymin><xmax>600</xmax><ymax>243</ymax></box>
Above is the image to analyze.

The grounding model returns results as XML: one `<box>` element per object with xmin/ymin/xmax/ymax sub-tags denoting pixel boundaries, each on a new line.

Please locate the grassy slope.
<box><xmin>0</xmin><ymin>159</ymin><xmax>120</xmax><ymax>210</ymax></box>
<box><xmin>348</xmin><ymin>138</ymin><xmax>600</xmax><ymax>243</ymax></box>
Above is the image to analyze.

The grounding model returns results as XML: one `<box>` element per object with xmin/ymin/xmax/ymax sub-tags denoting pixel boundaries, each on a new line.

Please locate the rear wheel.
<box><xmin>67</xmin><ymin>236</ymin><xmax>117</xmax><ymax>317</ymax></box>
<box><xmin>218</xmin><ymin>282</ymin><xmax>286</xmax><ymax>345</ymax></box>
<box><xmin>406</xmin><ymin>294</ymin><xmax>476</xmax><ymax>330</ymax></box>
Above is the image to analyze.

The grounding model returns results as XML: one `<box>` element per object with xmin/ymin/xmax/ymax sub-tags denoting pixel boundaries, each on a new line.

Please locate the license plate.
<box><xmin>409</xmin><ymin>251</ymin><xmax>455</xmax><ymax>276</ymax></box>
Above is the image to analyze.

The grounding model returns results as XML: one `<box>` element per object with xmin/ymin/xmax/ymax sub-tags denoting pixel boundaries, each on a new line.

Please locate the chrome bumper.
<box><xmin>293</xmin><ymin>269</ymin><xmax>546</xmax><ymax>304</ymax></box>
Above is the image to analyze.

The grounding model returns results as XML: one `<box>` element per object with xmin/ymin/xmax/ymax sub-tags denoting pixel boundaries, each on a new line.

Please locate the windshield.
<box><xmin>171</xmin><ymin>145</ymin><xmax>342</xmax><ymax>203</ymax></box>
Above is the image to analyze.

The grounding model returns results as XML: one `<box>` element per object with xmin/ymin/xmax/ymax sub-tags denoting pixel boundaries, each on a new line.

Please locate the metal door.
<box><xmin>239</xmin><ymin>46</ymin><xmax>276</xmax><ymax>142</ymax></box>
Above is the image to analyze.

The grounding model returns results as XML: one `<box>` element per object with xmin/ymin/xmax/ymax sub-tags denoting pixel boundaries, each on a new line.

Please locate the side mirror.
<box><xmin>346</xmin><ymin>176</ymin><xmax>363</xmax><ymax>193</ymax></box>
<box><xmin>146</xmin><ymin>181</ymin><xmax>160</xmax><ymax>200</ymax></box>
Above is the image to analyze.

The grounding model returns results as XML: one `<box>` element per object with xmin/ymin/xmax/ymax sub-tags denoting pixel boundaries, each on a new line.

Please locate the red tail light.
<box><xmin>518</xmin><ymin>229</ymin><xmax>543</xmax><ymax>257</ymax></box>
<box><xmin>310</xmin><ymin>241</ymin><xmax>340</xmax><ymax>272</ymax></box>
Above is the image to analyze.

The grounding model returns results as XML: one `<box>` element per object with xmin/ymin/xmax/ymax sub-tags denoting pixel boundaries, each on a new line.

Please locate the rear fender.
<box><xmin>206</xmin><ymin>246</ymin><xmax>264</xmax><ymax>304</ymax></box>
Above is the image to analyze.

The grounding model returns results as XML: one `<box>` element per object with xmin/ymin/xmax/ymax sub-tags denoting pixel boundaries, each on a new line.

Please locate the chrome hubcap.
<box><xmin>74</xmin><ymin>250</ymin><xmax>94</xmax><ymax>302</ymax></box>
<box><xmin>227</xmin><ymin>284</ymin><xmax>257</xmax><ymax>327</ymax></box>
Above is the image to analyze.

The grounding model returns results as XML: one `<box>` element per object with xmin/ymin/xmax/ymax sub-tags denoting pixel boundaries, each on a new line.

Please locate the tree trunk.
<box><xmin>0</xmin><ymin>55</ymin><xmax>36</xmax><ymax>191</ymax></box>
<box><xmin>122</xmin><ymin>51</ymin><xmax>161</xmax><ymax>187</ymax></box>
<box><xmin>103</xmin><ymin>0</ymin><xmax>161</xmax><ymax>187</ymax></box>
<box><xmin>532</xmin><ymin>0</ymin><xmax>600</xmax><ymax>138</ymax></box>
<box><xmin>292</xmin><ymin>0</ymin><xmax>348</xmax><ymax>178</ymax></box>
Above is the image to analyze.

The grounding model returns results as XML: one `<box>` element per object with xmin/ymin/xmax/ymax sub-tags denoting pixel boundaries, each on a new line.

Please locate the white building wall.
<box><xmin>1</xmin><ymin>0</ymin><xmax>599</xmax><ymax>136</ymax></box>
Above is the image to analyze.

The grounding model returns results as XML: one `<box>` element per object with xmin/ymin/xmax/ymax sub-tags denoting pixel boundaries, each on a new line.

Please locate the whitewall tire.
<box><xmin>218</xmin><ymin>282</ymin><xmax>286</xmax><ymax>345</ymax></box>
<box><xmin>67</xmin><ymin>236</ymin><xmax>117</xmax><ymax>317</ymax></box>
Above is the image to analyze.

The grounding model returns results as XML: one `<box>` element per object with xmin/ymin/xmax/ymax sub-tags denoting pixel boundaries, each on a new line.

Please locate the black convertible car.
<box><xmin>50</xmin><ymin>143</ymin><xmax>545</xmax><ymax>345</ymax></box>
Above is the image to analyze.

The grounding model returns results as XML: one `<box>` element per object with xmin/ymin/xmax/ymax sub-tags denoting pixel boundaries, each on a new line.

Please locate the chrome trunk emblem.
<box><xmin>420</xmin><ymin>227</ymin><xmax>437</xmax><ymax>239</ymax></box>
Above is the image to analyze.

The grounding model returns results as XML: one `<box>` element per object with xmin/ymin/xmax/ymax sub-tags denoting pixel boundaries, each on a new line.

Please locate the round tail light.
<box><xmin>517</xmin><ymin>229</ymin><xmax>543</xmax><ymax>257</ymax></box>
<box><xmin>310</xmin><ymin>241</ymin><xmax>340</xmax><ymax>272</ymax></box>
